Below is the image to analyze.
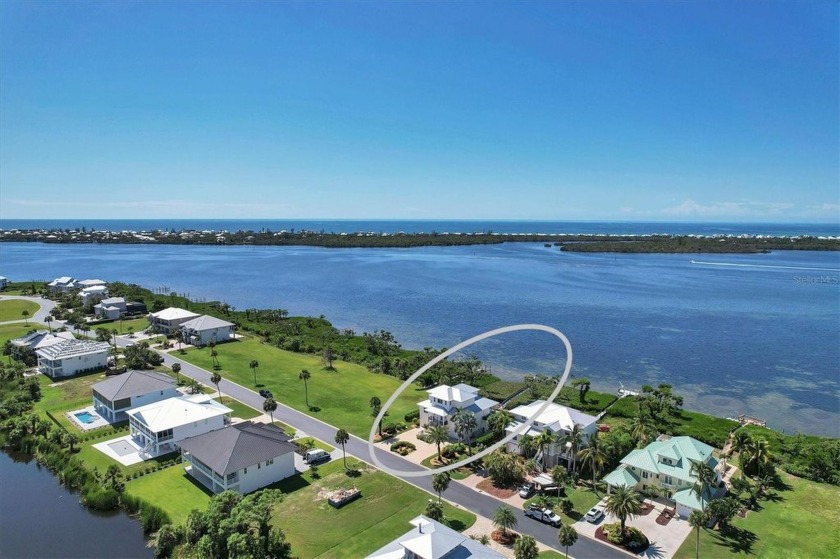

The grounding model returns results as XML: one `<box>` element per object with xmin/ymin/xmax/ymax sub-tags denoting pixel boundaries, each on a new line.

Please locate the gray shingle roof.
<box><xmin>180</xmin><ymin>315</ymin><xmax>235</xmax><ymax>331</ymax></box>
<box><xmin>178</xmin><ymin>422</ymin><xmax>296</xmax><ymax>475</ymax></box>
<box><xmin>92</xmin><ymin>370</ymin><xmax>175</xmax><ymax>401</ymax></box>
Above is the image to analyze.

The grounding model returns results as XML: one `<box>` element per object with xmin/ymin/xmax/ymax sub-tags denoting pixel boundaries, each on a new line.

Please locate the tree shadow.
<box><xmin>345</xmin><ymin>468</ymin><xmax>362</xmax><ymax>478</ymax></box>
<box><xmin>445</xmin><ymin>518</ymin><xmax>467</xmax><ymax>531</ymax></box>
<box><xmin>308</xmin><ymin>406</ymin><xmax>321</xmax><ymax>413</ymax></box>
<box><xmin>710</xmin><ymin>526</ymin><xmax>758</xmax><ymax>554</ymax></box>
<box><xmin>255</xmin><ymin>383</ymin><xmax>265</xmax><ymax>388</ymax></box>
<box><xmin>266</xmin><ymin>472</ymin><xmax>312</xmax><ymax>494</ymax></box>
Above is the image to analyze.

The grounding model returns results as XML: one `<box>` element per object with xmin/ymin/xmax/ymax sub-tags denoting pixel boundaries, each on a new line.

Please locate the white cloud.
<box><xmin>661</xmin><ymin>199</ymin><xmax>794</xmax><ymax>218</ymax></box>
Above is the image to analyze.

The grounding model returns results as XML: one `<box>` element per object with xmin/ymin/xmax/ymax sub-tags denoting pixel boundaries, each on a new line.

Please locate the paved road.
<box><xmin>158</xmin><ymin>350</ymin><xmax>627</xmax><ymax>559</ymax></box>
<box><xmin>0</xmin><ymin>295</ymin><xmax>58</xmax><ymax>326</ymax></box>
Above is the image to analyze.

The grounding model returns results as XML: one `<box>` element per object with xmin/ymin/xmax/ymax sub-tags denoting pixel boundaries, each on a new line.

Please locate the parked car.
<box><xmin>518</xmin><ymin>483</ymin><xmax>535</xmax><ymax>498</ymax></box>
<box><xmin>304</xmin><ymin>449</ymin><xmax>331</xmax><ymax>464</ymax></box>
<box><xmin>524</xmin><ymin>503</ymin><xmax>562</xmax><ymax>527</ymax></box>
<box><xmin>584</xmin><ymin>505</ymin><xmax>605</xmax><ymax>523</ymax></box>
<box><xmin>259</xmin><ymin>389</ymin><xmax>273</xmax><ymax>398</ymax></box>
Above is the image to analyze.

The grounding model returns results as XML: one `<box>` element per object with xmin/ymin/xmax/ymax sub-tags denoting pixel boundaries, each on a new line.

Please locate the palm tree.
<box><xmin>369</xmin><ymin>396</ymin><xmax>385</xmax><ymax>437</ymax></box>
<box><xmin>335</xmin><ymin>428</ymin><xmax>350</xmax><ymax>469</ymax></box>
<box><xmin>105</xmin><ymin>464</ymin><xmax>123</xmax><ymax>492</ymax></box>
<box><xmin>577</xmin><ymin>434</ymin><xmax>607</xmax><ymax>494</ymax></box>
<box><xmin>186</xmin><ymin>378</ymin><xmax>202</xmax><ymax>394</ymax></box>
<box><xmin>45</xmin><ymin>314</ymin><xmax>53</xmax><ymax>333</ymax></box>
<box><xmin>518</xmin><ymin>434</ymin><xmax>536</xmax><ymax>458</ymax></box>
<box><xmin>432</xmin><ymin>472</ymin><xmax>450</xmax><ymax>504</ymax></box>
<box><xmin>249</xmin><ymin>359</ymin><xmax>259</xmax><ymax>385</ymax></box>
<box><xmin>629</xmin><ymin>414</ymin><xmax>656</xmax><ymax>447</ymax></box>
<box><xmin>263</xmin><ymin>397</ymin><xmax>277</xmax><ymax>423</ymax></box>
<box><xmin>427</xmin><ymin>425</ymin><xmax>450</xmax><ymax>463</ymax></box>
<box><xmin>21</xmin><ymin>309</ymin><xmax>30</xmax><ymax>326</ymax></box>
<box><xmin>492</xmin><ymin>505</ymin><xmax>518</xmax><ymax>539</ymax></box>
<box><xmin>171</xmin><ymin>363</ymin><xmax>181</xmax><ymax>384</ymax></box>
<box><xmin>688</xmin><ymin>509</ymin><xmax>706</xmax><ymax>559</ymax></box>
<box><xmin>452</xmin><ymin>409</ymin><xmax>477</xmax><ymax>453</ymax></box>
<box><xmin>424</xmin><ymin>500</ymin><xmax>444</xmax><ymax>521</ymax></box>
<box><xmin>551</xmin><ymin>464</ymin><xmax>570</xmax><ymax>498</ymax></box>
<box><xmin>535</xmin><ymin>430</ymin><xmax>555</xmax><ymax>470</ymax></box>
<box><xmin>111</xmin><ymin>328</ymin><xmax>118</xmax><ymax>347</ymax></box>
<box><xmin>557</xmin><ymin>524</ymin><xmax>578</xmax><ymax>558</ymax></box>
<box><xmin>605</xmin><ymin>485</ymin><xmax>643</xmax><ymax>541</ymax></box>
<box><xmin>211</xmin><ymin>372</ymin><xmax>222</xmax><ymax>402</ymax></box>
<box><xmin>731</xmin><ymin>430</ymin><xmax>752</xmax><ymax>455</ymax></box>
<box><xmin>562</xmin><ymin>423</ymin><xmax>584</xmax><ymax>473</ymax></box>
<box><xmin>513</xmin><ymin>534</ymin><xmax>538</xmax><ymax>559</ymax></box>
<box><xmin>299</xmin><ymin>369</ymin><xmax>311</xmax><ymax>408</ymax></box>
<box><xmin>745</xmin><ymin>438</ymin><xmax>772</xmax><ymax>476</ymax></box>
<box><xmin>690</xmin><ymin>460</ymin><xmax>717</xmax><ymax>510</ymax></box>
<box><xmin>65</xmin><ymin>432</ymin><xmax>79</xmax><ymax>453</ymax></box>
<box><xmin>487</xmin><ymin>409</ymin><xmax>514</xmax><ymax>438</ymax></box>
<box><xmin>210</xmin><ymin>348</ymin><xmax>219</xmax><ymax>369</ymax></box>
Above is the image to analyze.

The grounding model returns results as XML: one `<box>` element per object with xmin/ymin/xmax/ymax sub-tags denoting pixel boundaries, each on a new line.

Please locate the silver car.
<box><xmin>584</xmin><ymin>505</ymin><xmax>605</xmax><ymax>523</ymax></box>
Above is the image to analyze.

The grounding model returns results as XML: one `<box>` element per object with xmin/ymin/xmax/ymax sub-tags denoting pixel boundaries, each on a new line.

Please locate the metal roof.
<box><xmin>92</xmin><ymin>370</ymin><xmax>175</xmax><ymax>401</ymax></box>
<box><xmin>178</xmin><ymin>421</ymin><xmax>296</xmax><ymax>475</ymax></box>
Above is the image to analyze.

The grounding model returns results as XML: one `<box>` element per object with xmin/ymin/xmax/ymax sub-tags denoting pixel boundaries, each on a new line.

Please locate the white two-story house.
<box><xmin>603</xmin><ymin>434</ymin><xmax>725</xmax><ymax>518</ymax></box>
<box><xmin>505</xmin><ymin>400</ymin><xmax>598</xmax><ymax>469</ymax></box>
<box><xmin>179</xmin><ymin>421</ymin><xmax>298</xmax><ymax>494</ymax></box>
<box><xmin>179</xmin><ymin>315</ymin><xmax>236</xmax><ymax>347</ymax></box>
<box><xmin>148</xmin><ymin>307</ymin><xmax>200</xmax><ymax>335</ymax></box>
<box><xmin>36</xmin><ymin>339</ymin><xmax>111</xmax><ymax>378</ymax></box>
<box><xmin>127</xmin><ymin>394</ymin><xmax>232</xmax><ymax>458</ymax></box>
<box><xmin>418</xmin><ymin>383</ymin><xmax>499</xmax><ymax>441</ymax></box>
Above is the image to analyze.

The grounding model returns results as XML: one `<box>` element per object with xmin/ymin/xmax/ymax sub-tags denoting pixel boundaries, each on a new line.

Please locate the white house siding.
<box><xmin>238</xmin><ymin>453</ymin><xmax>295</xmax><ymax>494</ymax></box>
<box><xmin>131</xmin><ymin>414</ymin><xmax>229</xmax><ymax>455</ymax></box>
<box><xmin>39</xmin><ymin>352</ymin><xmax>108</xmax><ymax>378</ymax></box>
<box><xmin>188</xmin><ymin>326</ymin><xmax>234</xmax><ymax>347</ymax></box>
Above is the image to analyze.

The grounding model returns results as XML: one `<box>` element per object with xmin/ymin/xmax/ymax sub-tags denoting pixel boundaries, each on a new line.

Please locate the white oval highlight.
<box><xmin>367</xmin><ymin>324</ymin><xmax>573</xmax><ymax>478</ymax></box>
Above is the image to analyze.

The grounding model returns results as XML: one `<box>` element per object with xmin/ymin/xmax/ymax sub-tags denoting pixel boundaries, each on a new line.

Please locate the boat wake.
<box><xmin>690</xmin><ymin>260</ymin><xmax>840</xmax><ymax>272</ymax></box>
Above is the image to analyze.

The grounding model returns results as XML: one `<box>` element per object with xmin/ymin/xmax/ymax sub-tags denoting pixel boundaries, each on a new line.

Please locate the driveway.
<box><xmin>574</xmin><ymin>497</ymin><xmax>692</xmax><ymax>559</ymax></box>
<box><xmin>156</xmin><ymin>350</ymin><xmax>627</xmax><ymax>559</ymax></box>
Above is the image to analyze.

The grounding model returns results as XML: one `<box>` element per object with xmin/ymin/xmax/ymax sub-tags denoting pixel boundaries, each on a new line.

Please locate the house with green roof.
<box><xmin>603</xmin><ymin>434</ymin><xmax>725</xmax><ymax>518</ymax></box>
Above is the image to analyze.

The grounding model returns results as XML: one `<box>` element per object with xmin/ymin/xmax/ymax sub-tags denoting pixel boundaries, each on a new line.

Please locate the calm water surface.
<box><xmin>0</xmin><ymin>451</ymin><xmax>151</xmax><ymax>558</ymax></box>
<box><xmin>1</xmin><ymin>241</ymin><xmax>838</xmax><ymax>436</ymax></box>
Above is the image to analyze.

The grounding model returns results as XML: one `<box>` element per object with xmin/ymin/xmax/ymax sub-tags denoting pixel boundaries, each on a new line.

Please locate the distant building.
<box><xmin>94</xmin><ymin>297</ymin><xmax>128</xmax><ymax>320</ymax></box>
<box><xmin>148</xmin><ymin>307</ymin><xmax>200</xmax><ymax>335</ymax></box>
<box><xmin>75</xmin><ymin>279</ymin><xmax>107</xmax><ymax>289</ymax></box>
<box><xmin>127</xmin><ymin>394</ymin><xmax>232</xmax><ymax>457</ymax></box>
<box><xmin>417</xmin><ymin>383</ymin><xmax>499</xmax><ymax>441</ymax></box>
<box><xmin>180</xmin><ymin>421</ymin><xmax>297</xmax><ymax>494</ymax></box>
<box><xmin>80</xmin><ymin>285</ymin><xmax>109</xmax><ymax>305</ymax></box>
<box><xmin>92</xmin><ymin>370</ymin><xmax>180</xmax><ymax>422</ymax></box>
<box><xmin>366</xmin><ymin>515</ymin><xmax>505</xmax><ymax>559</ymax></box>
<box><xmin>47</xmin><ymin>276</ymin><xmax>75</xmax><ymax>293</ymax></box>
<box><xmin>0</xmin><ymin>276</ymin><xmax>8</xmax><ymax>289</ymax></box>
<box><xmin>179</xmin><ymin>315</ymin><xmax>236</xmax><ymax>347</ymax></box>
<box><xmin>505</xmin><ymin>400</ymin><xmax>598</xmax><ymax>469</ymax></box>
<box><xmin>36</xmin><ymin>339</ymin><xmax>111</xmax><ymax>378</ymax></box>
<box><xmin>603</xmin><ymin>434</ymin><xmax>726</xmax><ymax>518</ymax></box>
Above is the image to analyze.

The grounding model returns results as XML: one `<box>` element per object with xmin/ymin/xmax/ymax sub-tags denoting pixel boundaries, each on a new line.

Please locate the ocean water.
<box><xmin>1</xmin><ymin>218</ymin><xmax>839</xmax><ymax>237</ymax></box>
<box><xmin>1</xmin><ymin>240</ymin><xmax>838</xmax><ymax>437</ymax></box>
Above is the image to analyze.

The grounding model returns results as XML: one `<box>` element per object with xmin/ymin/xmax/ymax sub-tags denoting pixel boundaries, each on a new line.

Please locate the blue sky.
<box><xmin>1</xmin><ymin>1</ymin><xmax>837</xmax><ymax>222</ymax></box>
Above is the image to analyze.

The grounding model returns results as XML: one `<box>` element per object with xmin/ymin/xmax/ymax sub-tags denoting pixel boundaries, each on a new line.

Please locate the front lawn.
<box><xmin>270</xmin><ymin>459</ymin><xmax>476</xmax><ymax>558</ymax></box>
<box><xmin>125</xmin><ymin>463</ymin><xmax>211</xmax><ymax>525</ymax></box>
<box><xmin>525</xmin><ymin>484</ymin><xmax>602</xmax><ymax>523</ymax></box>
<box><xmin>0</xmin><ymin>299</ymin><xmax>41</xmax><ymax>322</ymax></box>
<box><xmin>0</xmin><ymin>323</ymin><xmax>39</xmax><ymax>346</ymax></box>
<box><xmin>177</xmin><ymin>336</ymin><xmax>425</xmax><ymax>438</ymax></box>
<box><xmin>674</xmin><ymin>472</ymin><xmax>840</xmax><ymax>559</ymax></box>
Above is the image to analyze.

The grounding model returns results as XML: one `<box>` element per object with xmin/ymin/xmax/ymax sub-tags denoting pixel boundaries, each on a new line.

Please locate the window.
<box><xmin>244</xmin><ymin>467</ymin><xmax>248</xmax><ymax>474</ymax></box>
<box><xmin>642</xmin><ymin>471</ymin><xmax>649</xmax><ymax>479</ymax></box>
<box><xmin>267</xmin><ymin>458</ymin><xmax>274</xmax><ymax>466</ymax></box>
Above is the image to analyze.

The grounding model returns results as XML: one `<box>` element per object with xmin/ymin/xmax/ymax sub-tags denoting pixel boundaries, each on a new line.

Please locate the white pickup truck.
<box><xmin>524</xmin><ymin>504</ymin><xmax>562</xmax><ymax>527</ymax></box>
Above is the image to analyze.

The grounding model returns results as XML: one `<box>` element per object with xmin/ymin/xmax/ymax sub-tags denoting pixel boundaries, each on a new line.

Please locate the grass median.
<box><xmin>176</xmin><ymin>336</ymin><xmax>425</xmax><ymax>438</ymax></box>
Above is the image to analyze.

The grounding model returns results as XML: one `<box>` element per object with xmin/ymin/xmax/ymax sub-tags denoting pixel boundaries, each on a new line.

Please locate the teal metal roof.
<box><xmin>603</xmin><ymin>465</ymin><xmax>639</xmax><ymax>488</ymax></box>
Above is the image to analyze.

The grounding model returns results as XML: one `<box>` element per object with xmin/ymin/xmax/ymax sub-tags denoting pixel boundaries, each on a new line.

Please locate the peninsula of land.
<box><xmin>2</xmin><ymin>227</ymin><xmax>838</xmax><ymax>252</ymax></box>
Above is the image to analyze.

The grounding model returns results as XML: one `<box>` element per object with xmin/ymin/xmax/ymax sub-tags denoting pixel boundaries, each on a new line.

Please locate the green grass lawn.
<box><xmin>537</xmin><ymin>552</ymin><xmax>566</xmax><ymax>559</ymax></box>
<box><xmin>674</xmin><ymin>473</ymin><xmax>840</xmax><ymax>559</ymax></box>
<box><xmin>270</xmin><ymin>459</ymin><xmax>475</xmax><ymax>558</ymax></box>
<box><xmin>418</xmin><ymin>453</ymin><xmax>474</xmax><ymax>480</ymax></box>
<box><xmin>524</xmin><ymin>484</ymin><xmax>602</xmax><ymax>524</ymax></box>
<box><xmin>0</xmin><ymin>322</ymin><xmax>40</xmax><ymax>346</ymax></box>
<box><xmin>125</xmin><ymin>464</ymin><xmax>212</xmax><ymax>525</ymax></box>
<box><xmin>0</xmin><ymin>299</ymin><xmax>41</xmax><ymax>322</ymax></box>
<box><xmin>177</xmin><ymin>336</ymin><xmax>425</xmax><ymax>438</ymax></box>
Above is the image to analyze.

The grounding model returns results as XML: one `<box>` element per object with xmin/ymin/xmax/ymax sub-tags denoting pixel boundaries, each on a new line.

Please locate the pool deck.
<box><xmin>65</xmin><ymin>406</ymin><xmax>109</xmax><ymax>431</ymax></box>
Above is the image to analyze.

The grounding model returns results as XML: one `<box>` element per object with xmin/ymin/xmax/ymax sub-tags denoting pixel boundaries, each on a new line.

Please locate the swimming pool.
<box><xmin>74</xmin><ymin>411</ymin><xmax>97</xmax><ymax>424</ymax></box>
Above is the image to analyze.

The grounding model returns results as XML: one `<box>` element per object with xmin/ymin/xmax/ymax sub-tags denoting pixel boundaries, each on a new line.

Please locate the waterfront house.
<box><xmin>74</xmin><ymin>279</ymin><xmax>107</xmax><ymax>290</ymax></box>
<box><xmin>127</xmin><ymin>394</ymin><xmax>232</xmax><ymax>457</ymax></box>
<box><xmin>80</xmin><ymin>285</ymin><xmax>109</xmax><ymax>305</ymax></box>
<box><xmin>148</xmin><ymin>307</ymin><xmax>200</xmax><ymax>335</ymax></box>
<box><xmin>603</xmin><ymin>434</ymin><xmax>725</xmax><ymax>518</ymax></box>
<box><xmin>91</xmin><ymin>370</ymin><xmax>180</xmax><ymax>423</ymax></box>
<box><xmin>417</xmin><ymin>383</ymin><xmax>499</xmax><ymax>441</ymax></box>
<box><xmin>366</xmin><ymin>514</ymin><xmax>505</xmax><ymax>559</ymax></box>
<box><xmin>505</xmin><ymin>400</ymin><xmax>598</xmax><ymax>469</ymax></box>
<box><xmin>47</xmin><ymin>276</ymin><xmax>75</xmax><ymax>293</ymax></box>
<box><xmin>36</xmin><ymin>339</ymin><xmax>111</xmax><ymax>378</ymax></box>
<box><xmin>179</xmin><ymin>314</ymin><xmax>236</xmax><ymax>347</ymax></box>
<box><xmin>179</xmin><ymin>421</ymin><xmax>297</xmax><ymax>494</ymax></box>
<box><xmin>0</xmin><ymin>276</ymin><xmax>8</xmax><ymax>289</ymax></box>
<box><xmin>12</xmin><ymin>329</ymin><xmax>75</xmax><ymax>350</ymax></box>
<box><xmin>93</xmin><ymin>297</ymin><xmax>128</xmax><ymax>320</ymax></box>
